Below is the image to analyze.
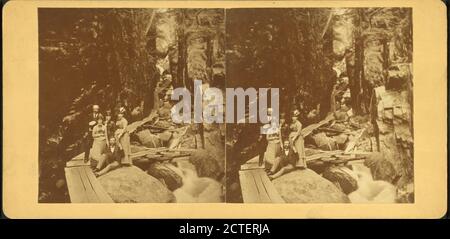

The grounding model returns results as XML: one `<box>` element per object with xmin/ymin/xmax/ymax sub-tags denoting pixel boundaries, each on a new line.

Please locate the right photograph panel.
<box><xmin>225</xmin><ymin>8</ymin><xmax>414</xmax><ymax>203</ymax></box>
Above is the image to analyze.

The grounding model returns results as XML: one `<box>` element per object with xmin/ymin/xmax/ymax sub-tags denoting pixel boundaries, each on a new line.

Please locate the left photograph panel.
<box><xmin>38</xmin><ymin>8</ymin><xmax>226</xmax><ymax>203</ymax></box>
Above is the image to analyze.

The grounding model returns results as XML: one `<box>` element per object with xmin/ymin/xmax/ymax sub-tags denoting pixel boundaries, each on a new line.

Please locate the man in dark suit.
<box><xmin>94</xmin><ymin>137</ymin><xmax>124</xmax><ymax>177</ymax></box>
<box><xmin>268</xmin><ymin>140</ymin><xmax>297</xmax><ymax>180</ymax></box>
<box><xmin>88</xmin><ymin>104</ymin><xmax>104</xmax><ymax>124</ymax></box>
<box><xmin>83</xmin><ymin>121</ymin><xmax>96</xmax><ymax>163</ymax></box>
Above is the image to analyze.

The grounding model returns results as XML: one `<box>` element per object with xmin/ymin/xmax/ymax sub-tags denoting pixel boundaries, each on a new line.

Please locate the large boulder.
<box><xmin>312</xmin><ymin>132</ymin><xmax>338</xmax><ymax>150</ymax></box>
<box><xmin>189</xmin><ymin>149</ymin><xmax>223</xmax><ymax>181</ymax></box>
<box><xmin>98</xmin><ymin>166</ymin><xmax>175</xmax><ymax>203</ymax></box>
<box><xmin>322</xmin><ymin>166</ymin><xmax>358</xmax><ymax>194</ymax></box>
<box><xmin>272</xmin><ymin>169</ymin><xmax>350</xmax><ymax>203</ymax></box>
<box><xmin>147</xmin><ymin>161</ymin><xmax>183</xmax><ymax>191</ymax></box>
<box><xmin>136</xmin><ymin>129</ymin><xmax>162</xmax><ymax>148</ymax></box>
<box><xmin>364</xmin><ymin>152</ymin><xmax>398</xmax><ymax>184</ymax></box>
<box><xmin>333</xmin><ymin>133</ymin><xmax>348</xmax><ymax>149</ymax></box>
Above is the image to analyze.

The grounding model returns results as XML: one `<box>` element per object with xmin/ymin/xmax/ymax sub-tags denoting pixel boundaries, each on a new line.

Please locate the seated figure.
<box><xmin>268</xmin><ymin>140</ymin><xmax>297</xmax><ymax>180</ymax></box>
<box><xmin>94</xmin><ymin>137</ymin><xmax>124</xmax><ymax>177</ymax></box>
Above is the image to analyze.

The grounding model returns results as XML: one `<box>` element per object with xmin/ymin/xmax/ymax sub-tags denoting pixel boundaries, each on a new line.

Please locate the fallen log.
<box><xmin>318</xmin><ymin>127</ymin><xmax>348</xmax><ymax>134</ymax></box>
<box><xmin>344</xmin><ymin>129</ymin><xmax>366</xmax><ymax>154</ymax></box>
<box><xmin>167</xmin><ymin>148</ymin><xmax>197</xmax><ymax>153</ymax></box>
<box><xmin>169</xmin><ymin>126</ymin><xmax>189</xmax><ymax>149</ymax></box>
<box><xmin>131</xmin><ymin>147</ymin><xmax>192</xmax><ymax>161</ymax></box>
<box><xmin>306</xmin><ymin>150</ymin><xmax>343</xmax><ymax>161</ymax></box>
<box><xmin>308</xmin><ymin>154</ymin><xmax>366</xmax><ymax>165</ymax></box>
<box><xmin>146</xmin><ymin>125</ymin><xmax>178</xmax><ymax>132</ymax></box>
<box><xmin>127</xmin><ymin>111</ymin><xmax>158</xmax><ymax>134</ymax></box>
<box><xmin>302</xmin><ymin>114</ymin><xmax>335</xmax><ymax>137</ymax></box>
<box><xmin>332</xmin><ymin>156</ymin><xmax>366</xmax><ymax>164</ymax></box>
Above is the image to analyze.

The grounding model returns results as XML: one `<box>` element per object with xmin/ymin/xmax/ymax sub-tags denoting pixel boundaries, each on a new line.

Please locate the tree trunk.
<box><xmin>176</xmin><ymin>10</ymin><xmax>187</xmax><ymax>89</ymax></box>
<box><xmin>348</xmin><ymin>9</ymin><xmax>364</xmax><ymax>115</ymax></box>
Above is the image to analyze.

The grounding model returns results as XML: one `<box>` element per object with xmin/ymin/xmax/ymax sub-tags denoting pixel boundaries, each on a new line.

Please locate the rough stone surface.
<box><xmin>364</xmin><ymin>152</ymin><xmax>398</xmax><ymax>184</ymax></box>
<box><xmin>98</xmin><ymin>166</ymin><xmax>175</xmax><ymax>203</ymax></box>
<box><xmin>333</xmin><ymin>133</ymin><xmax>348</xmax><ymax>148</ymax></box>
<box><xmin>136</xmin><ymin>129</ymin><xmax>162</xmax><ymax>148</ymax></box>
<box><xmin>272</xmin><ymin>169</ymin><xmax>350</xmax><ymax>203</ymax></box>
<box><xmin>147</xmin><ymin>161</ymin><xmax>183</xmax><ymax>191</ymax></box>
<box><xmin>312</xmin><ymin>132</ymin><xmax>337</xmax><ymax>151</ymax></box>
<box><xmin>322</xmin><ymin>166</ymin><xmax>358</xmax><ymax>194</ymax></box>
<box><xmin>189</xmin><ymin>149</ymin><xmax>223</xmax><ymax>181</ymax></box>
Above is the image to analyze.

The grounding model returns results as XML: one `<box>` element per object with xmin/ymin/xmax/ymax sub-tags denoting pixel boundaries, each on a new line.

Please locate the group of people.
<box><xmin>83</xmin><ymin>104</ymin><xmax>132</xmax><ymax>177</ymax></box>
<box><xmin>261</xmin><ymin>109</ymin><xmax>307</xmax><ymax>180</ymax></box>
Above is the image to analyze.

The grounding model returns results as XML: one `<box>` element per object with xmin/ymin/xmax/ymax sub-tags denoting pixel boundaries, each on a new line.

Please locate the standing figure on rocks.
<box><xmin>263</xmin><ymin>123</ymin><xmax>281</xmax><ymax>173</ymax></box>
<box><xmin>279</xmin><ymin>113</ymin><xmax>289</xmax><ymax>143</ymax></box>
<box><xmin>289</xmin><ymin>110</ymin><xmax>307</xmax><ymax>169</ymax></box>
<box><xmin>104</xmin><ymin>110</ymin><xmax>115</xmax><ymax>139</ymax></box>
<box><xmin>91</xmin><ymin>116</ymin><xmax>107</xmax><ymax>161</ymax></box>
<box><xmin>115</xmin><ymin>113</ymin><xmax>131</xmax><ymax>166</ymax></box>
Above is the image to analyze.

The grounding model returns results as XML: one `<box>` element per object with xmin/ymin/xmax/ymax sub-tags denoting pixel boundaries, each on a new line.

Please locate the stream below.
<box><xmin>168</xmin><ymin>158</ymin><xmax>223</xmax><ymax>203</ymax></box>
<box><xmin>347</xmin><ymin>161</ymin><xmax>396</xmax><ymax>203</ymax></box>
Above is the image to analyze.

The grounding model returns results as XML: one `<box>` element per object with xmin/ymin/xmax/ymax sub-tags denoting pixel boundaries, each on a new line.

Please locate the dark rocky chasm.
<box><xmin>38</xmin><ymin>8</ymin><xmax>225</xmax><ymax>203</ymax></box>
<box><xmin>225</xmin><ymin>8</ymin><xmax>413</xmax><ymax>203</ymax></box>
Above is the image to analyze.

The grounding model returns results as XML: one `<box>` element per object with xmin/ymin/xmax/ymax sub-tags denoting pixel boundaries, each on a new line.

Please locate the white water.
<box><xmin>347</xmin><ymin>162</ymin><xmax>397</xmax><ymax>203</ymax></box>
<box><xmin>167</xmin><ymin>159</ymin><xmax>223</xmax><ymax>203</ymax></box>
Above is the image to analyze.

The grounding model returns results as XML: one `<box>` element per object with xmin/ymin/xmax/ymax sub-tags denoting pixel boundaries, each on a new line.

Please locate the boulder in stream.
<box><xmin>136</xmin><ymin>129</ymin><xmax>162</xmax><ymax>148</ymax></box>
<box><xmin>322</xmin><ymin>166</ymin><xmax>358</xmax><ymax>194</ymax></box>
<box><xmin>98</xmin><ymin>166</ymin><xmax>175</xmax><ymax>203</ymax></box>
<box><xmin>312</xmin><ymin>132</ymin><xmax>338</xmax><ymax>151</ymax></box>
<box><xmin>147</xmin><ymin>161</ymin><xmax>183</xmax><ymax>191</ymax></box>
<box><xmin>189</xmin><ymin>149</ymin><xmax>223</xmax><ymax>181</ymax></box>
<box><xmin>272</xmin><ymin>169</ymin><xmax>350</xmax><ymax>203</ymax></box>
<box><xmin>364</xmin><ymin>152</ymin><xmax>398</xmax><ymax>184</ymax></box>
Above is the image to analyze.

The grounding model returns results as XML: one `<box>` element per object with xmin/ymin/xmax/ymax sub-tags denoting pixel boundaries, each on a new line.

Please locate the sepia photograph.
<box><xmin>3</xmin><ymin>0</ymin><xmax>447</xmax><ymax>219</ymax></box>
<box><xmin>38</xmin><ymin>8</ymin><xmax>226</xmax><ymax>203</ymax></box>
<box><xmin>225</xmin><ymin>8</ymin><xmax>414</xmax><ymax>203</ymax></box>
<box><xmin>38</xmin><ymin>7</ymin><xmax>414</xmax><ymax>205</ymax></box>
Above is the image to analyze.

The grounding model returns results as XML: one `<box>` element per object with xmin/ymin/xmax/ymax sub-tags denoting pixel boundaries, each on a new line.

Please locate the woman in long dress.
<box><xmin>115</xmin><ymin>113</ymin><xmax>131</xmax><ymax>165</ymax></box>
<box><xmin>91</xmin><ymin>116</ymin><xmax>107</xmax><ymax>161</ymax></box>
<box><xmin>263</xmin><ymin>123</ymin><xmax>282</xmax><ymax>172</ymax></box>
<box><xmin>289</xmin><ymin>110</ymin><xmax>307</xmax><ymax>168</ymax></box>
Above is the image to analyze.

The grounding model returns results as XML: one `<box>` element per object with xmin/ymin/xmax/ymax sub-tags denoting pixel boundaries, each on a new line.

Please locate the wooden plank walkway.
<box><xmin>65</xmin><ymin>153</ymin><xmax>114</xmax><ymax>203</ymax></box>
<box><xmin>239</xmin><ymin>156</ymin><xmax>285</xmax><ymax>203</ymax></box>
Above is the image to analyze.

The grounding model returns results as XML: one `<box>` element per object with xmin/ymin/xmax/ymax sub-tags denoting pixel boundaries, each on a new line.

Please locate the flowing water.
<box><xmin>347</xmin><ymin>161</ymin><xmax>396</xmax><ymax>203</ymax></box>
<box><xmin>167</xmin><ymin>159</ymin><xmax>223</xmax><ymax>203</ymax></box>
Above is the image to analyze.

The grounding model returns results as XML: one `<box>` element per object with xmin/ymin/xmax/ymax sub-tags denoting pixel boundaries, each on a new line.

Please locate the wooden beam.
<box><xmin>344</xmin><ymin>129</ymin><xmax>366</xmax><ymax>154</ymax></box>
<box><xmin>302</xmin><ymin>114</ymin><xmax>335</xmax><ymax>137</ymax></box>
<box><xmin>321</xmin><ymin>10</ymin><xmax>334</xmax><ymax>39</ymax></box>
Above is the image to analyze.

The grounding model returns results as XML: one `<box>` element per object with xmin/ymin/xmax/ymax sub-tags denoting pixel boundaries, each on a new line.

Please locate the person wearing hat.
<box><xmin>83</xmin><ymin>120</ymin><xmax>96</xmax><ymax>163</ymax></box>
<box><xmin>289</xmin><ymin>110</ymin><xmax>307</xmax><ymax>168</ymax></box>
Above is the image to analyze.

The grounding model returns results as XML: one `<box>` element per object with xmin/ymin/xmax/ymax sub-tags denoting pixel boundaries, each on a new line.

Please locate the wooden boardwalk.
<box><xmin>64</xmin><ymin>147</ymin><xmax>192</xmax><ymax>203</ymax></box>
<box><xmin>64</xmin><ymin>153</ymin><xmax>114</xmax><ymax>203</ymax></box>
<box><xmin>239</xmin><ymin>156</ymin><xmax>285</xmax><ymax>203</ymax></box>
